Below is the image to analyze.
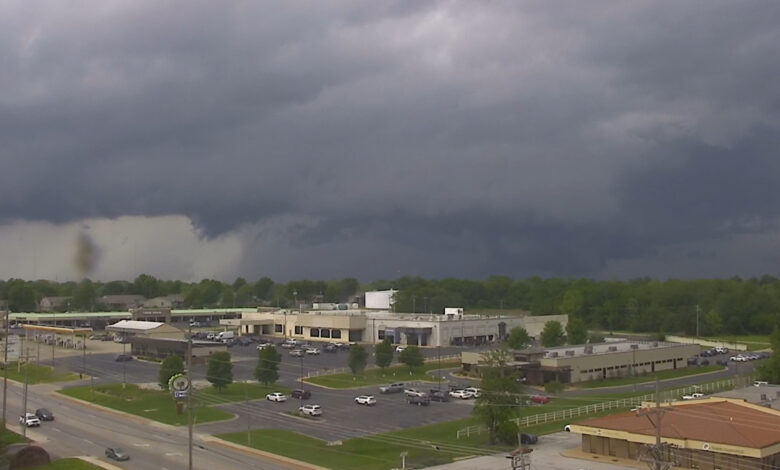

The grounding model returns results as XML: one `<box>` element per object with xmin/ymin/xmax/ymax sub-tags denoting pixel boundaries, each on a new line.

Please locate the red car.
<box><xmin>530</xmin><ymin>395</ymin><xmax>550</xmax><ymax>404</ymax></box>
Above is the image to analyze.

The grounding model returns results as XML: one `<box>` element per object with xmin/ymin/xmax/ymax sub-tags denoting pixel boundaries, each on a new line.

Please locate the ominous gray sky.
<box><xmin>1</xmin><ymin>0</ymin><xmax>779</xmax><ymax>282</ymax></box>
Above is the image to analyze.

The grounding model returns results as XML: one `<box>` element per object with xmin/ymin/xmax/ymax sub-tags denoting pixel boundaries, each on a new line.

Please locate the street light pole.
<box><xmin>299</xmin><ymin>354</ymin><xmax>304</xmax><ymax>410</ymax></box>
<box><xmin>3</xmin><ymin>308</ymin><xmax>10</xmax><ymax>427</ymax></box>
<box><xmin>187</xmin><ymin>323</ymin><xmax>193</xmax><ymax>470</ymax></box>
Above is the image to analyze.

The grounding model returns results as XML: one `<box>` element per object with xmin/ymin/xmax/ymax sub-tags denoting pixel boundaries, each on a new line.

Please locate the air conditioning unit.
<box><xmin>584</xmin><ymin>346</ymin><xmax>593</xmax><ymax>354</ymax></box>
<box><xmin>565</xmin><ymin>350</ymin><xmax>575</xmax><ymax>356</ymax></box>
<box><xmin>608</xmin><ymin>346</ymin><xmax>618</xmax><ymax>352</ymax></box>
<box><xmin>630</xmin><ymin>344</ymin><xmax>639</xmax><ymax>350</ymax></box>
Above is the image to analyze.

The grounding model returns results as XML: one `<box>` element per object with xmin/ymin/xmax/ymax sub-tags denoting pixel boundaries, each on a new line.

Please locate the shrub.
<box><xmin>496</xmin><ymin>420</ymin><xmax>519</xmax><ymax>446</ymax></box>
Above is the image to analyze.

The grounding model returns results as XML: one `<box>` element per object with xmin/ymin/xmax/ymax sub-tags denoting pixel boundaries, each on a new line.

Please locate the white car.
<box><xmin>464</xmin><ymin>387</ymin><xmax>481</xmax><ymax>398</ymax></box>
<box><xmin>305</xmin><ymin>347</ymin><xmax>320</xmax><ymax>355</ymax></box>
<box><xmin>256</xmin><ymin>343</ymin><xmax>273</xmax><ymax>350</ymax></box>
<box><xmin>754</xmin><ymin>381</ymin><xmax>769</xmax><ymax>387</ymax></box>
<box><xmin>730</xmin><ymin>355</ymin><xmax>748</xmax><ymax>362</ymax></box>
<box><xmin>19</xmin><ymin>413</ymin><xmax>41</xmax><ymax>427</ymax></box>
<box><xmin>404</xmin><ymin>388</ymin><xmax>425</xmax><ymax>398</ymax></box>
<box><xmin>355</xmin><ymin>395</ymin><xmax>377</xmax><ymax>406</ymax></box>
<box><xmin>564</xmin><ymin>424</ymin><xmax>572</xmax><ymax>432</ymax></box>
<box><xmin>396</xmin><ymin>345</ymin><xmax>407</xmax><ymax>353</ymax></box>
<box><xmin>299</xmin><ymin>404</ymin><xmax>322</xmax><ymax>417</ymax></box>
<box><xmin>449</xmin><ymin>389</ymin><xmax>474</xmax><ymax>399</ymax></box>
<box><xmin>714</xmin><ymin>346</ymin><xmax>729</xmax><ymax>354</ymax></box>
<box><xmin>682</xmin><ymin>392</ymin><xmax>704</xmax><ymax>400</ymax></box>
<box><xmin>266</xmin><ymin>392</ymin><xmax>288</xmax><ymax>402</ymax></box>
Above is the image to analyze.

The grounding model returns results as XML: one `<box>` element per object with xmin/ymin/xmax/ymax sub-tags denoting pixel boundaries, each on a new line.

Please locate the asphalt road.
<box><xmin>3</xmin><ymin>380</ymin><xmax>292</xmax><ymax>470</ymax></box>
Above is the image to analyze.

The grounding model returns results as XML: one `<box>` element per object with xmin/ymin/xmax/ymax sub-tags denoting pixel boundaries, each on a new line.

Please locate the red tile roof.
<box><xmin>578</xmin><ymin>400</ymin><xmax>780</xmax><ymax>449</ymax></box>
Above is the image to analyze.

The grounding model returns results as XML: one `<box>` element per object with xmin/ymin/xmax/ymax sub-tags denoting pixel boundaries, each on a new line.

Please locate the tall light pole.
<box><xmin>3</xmin><ymin>307</ymin><xmax>10</xmax><ymax>427</ymax></box>
<box><xmin>695</xmin><ymin>304</ymin><xmax>700</xmax><ymax>338</ymax></box>
<box><xmin>299</xmin><ymin>354</ymin><xmax>304</xmax><ymax>410</ymax></box>
<box><xmin>187</xmin><ymin>323</ymin><xmax>193</xmax><ymax>470</ymax></box>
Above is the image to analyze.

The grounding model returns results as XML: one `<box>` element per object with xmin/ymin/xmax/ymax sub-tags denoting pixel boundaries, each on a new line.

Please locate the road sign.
<box><xmin>174</xmin><ymin>390</ymin><xmax>188</xmax><ymax>399</ymax></box>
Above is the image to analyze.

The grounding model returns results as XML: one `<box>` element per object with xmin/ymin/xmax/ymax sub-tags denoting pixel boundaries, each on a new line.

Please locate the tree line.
<box><xmin>5</xmin><ymin>274</ymin><xmax>780</xmax><ymax>337</ymax></box>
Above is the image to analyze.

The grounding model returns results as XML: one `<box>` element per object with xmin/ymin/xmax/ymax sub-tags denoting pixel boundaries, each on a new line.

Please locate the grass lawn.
<box><xmin>305</xmin><ymin>360</ymin><xmax>460</xmax><ymax>389</ymax></box>
<box><xmin>1</xmin><ymin>428</ymin><xmax>29</xmax><ymax>446</ymax></box>
<box><xmin>31</xmin><ymin>458</ymin><xmax>103</xmax><ymax>469</ymax></box>
<box><xmin>2</xmin><ymin>362</ymin><xmax>81</xmax><ymax>384</ymax></box>
<box><xmin>705</xmin><ymin>335</ymin><xmax>770</xmax><ymax>350</ymax></box>
<box><xmin>573</xmin><ymin>365</ymin><xmax>724</xmax><ymax>389</ymax></box>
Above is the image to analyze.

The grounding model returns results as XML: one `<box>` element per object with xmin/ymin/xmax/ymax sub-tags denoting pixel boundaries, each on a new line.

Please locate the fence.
<box><xmin>456</xmin><ymin>376</ymin><xmax>751</xmax><ymax>439</ymax></box>
<box><xmin>666</xmin><ymin>335</ymin><xmax>749</xmax><ymax>351</ymax></box>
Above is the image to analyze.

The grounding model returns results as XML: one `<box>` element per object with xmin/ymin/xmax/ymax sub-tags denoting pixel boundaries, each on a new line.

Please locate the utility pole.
<box><xmin>638</xmin><ymin>378</ymin><xmax>675</xmax><ymax>470</ymax></box>
<box><xmin>695</xmin><ymin>304</ymin><xmax>700</xmax><ymax>338</ymax></box>
<box><xmin>3</xmin><ymin>308</ymin><xmax>10</xmax><ymax>427</ymax></box>
<box><xmin>187</xmin><ymin>323</ymin><xmax>193</xmax><ymax>470</ymax></box>
<box><xmin>299</xmin><ymin>354</ymin><xmax>304</xmax><ymax>410</ymax></box>
<box><xmin>21</xmin><ymin>334</ymin><xmax>29</xmax><ymax>438</ymax></box>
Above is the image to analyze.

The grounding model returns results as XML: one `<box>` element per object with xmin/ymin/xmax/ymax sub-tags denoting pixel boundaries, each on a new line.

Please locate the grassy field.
<box><xmin>573</xmin><ymin>365</ymin><xmax>724</xmax><ymax>389</ymax></box>
<box><xmin>2</xmin><ymin>362</ymin><xmax>81</xmax><ymax>384</ymax></box>
<box><xmin>1</xmin><ymin>428</ymin><xmax>29</xmax><ymax>446</ymax></box>
<box><xmin>58</xmin><ymin>382</ymin><xmax>285</xmax><ymax>426</ymax></box>
<box><xmin>31</xmin><ymin>458</ymin><xmax>103</xmax><ymax>469</ymax></box>
<box><xmin>305</xmin><ymin>360</ymin><xmax>460</xmax><ymax>389</ymax></box>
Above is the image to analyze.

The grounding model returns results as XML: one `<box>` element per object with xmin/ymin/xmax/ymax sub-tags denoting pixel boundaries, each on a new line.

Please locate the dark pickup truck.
<box><xmin>407</xmin><ymin>395</ymin><xmax>431</xmax><ymax>406</ymax></box>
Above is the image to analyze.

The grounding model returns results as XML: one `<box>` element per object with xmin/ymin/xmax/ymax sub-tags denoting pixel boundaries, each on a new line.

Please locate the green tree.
<box><xmin>472</xmin><ymin>347</ymin><xmax>521</xmax><ymax>445</ymax></box>
<box><xmin>133</xmin><ymin>274</ymin><xmax>160</xmax><ymax>299</ymax></box>
<box><xmin>565</xmin><ymin>317</ymin><xmax>588</xmax><ymax>345</ymax></box>
<box><xmin>505</xmin><ymin>327</ymin><xmax>531</xmax><ymax>350</ymax></box>
<box><xmin>6</xmin><ymin>280</ymin><xmax>36</xmax><ymax>312</ymax></box>
<box><xmin>348</xmin><ymin>344</ymin><xmax>368</xmax><ymax>375</ymax></box>
<box><xmin>541</xmin><ymin>321</ymin><xmax>565</xmax><ymax>347</ymax></box>
<box><xmin>398</xmin><ymin>345</ymin><xmax>424</xmax><ymax>372</ymax></box>
<box><xmin>703</xmin><ymin>309</ymin><xmax>724</xmax><ymax>336</ymax></box>
<box><xmin>71</xmin><ymin>279</ymin><xmax>97</xmax><ymax>311</ymax></box>
<box><xmin>374</xmin><ymin>338</ymin><xmax>394</xmax><ymax>371</ymax></box>
<box><xmin>158</xmin><ymin>355</ymin><xmax>185</xmax><ymax>390</ymax></box>
<box><xmin>206</xmin><ymin>351</ymin><xmax>233</xmax><ymax>392</ymax></box>
<box><xmin>559</xmin><ymin>289</ymin><xmax>584</xmax><ymax>316</ymax></box>
<box><xmin>255</xmin><ymin>346</ymin><xmax>282</xmax><ymax>385</ymax></box>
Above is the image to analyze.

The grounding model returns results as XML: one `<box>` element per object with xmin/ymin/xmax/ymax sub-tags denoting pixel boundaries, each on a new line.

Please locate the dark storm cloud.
<box><xmin>1</xmin><ymin>0</ymin><xmax>779</xmax><ymax>280</ymax></box>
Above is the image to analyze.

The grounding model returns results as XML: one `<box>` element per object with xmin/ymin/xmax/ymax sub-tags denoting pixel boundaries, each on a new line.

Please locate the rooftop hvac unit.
<box><xmin>584</xmin><ymin>346</ymin><xmax>593</xmax><ymax>354</ymax></box>
<box><xmin>550</xmin><ymin>352</ymin><xmax>559</xmax><ymax>358</ymax></box>
<box><xmin>630</xmin><ymin>344</ymin><xmax>639</xmax><ymax>349</ymax></box>
<box><xmin>608</xmin><ymin>346</ymin><xmax>618</xmax><ymax>352</ymax></box>
<box><xmin>565</xmin><ymin>350</ymin><xmax>575</xmax><ymax>356</ymax></box>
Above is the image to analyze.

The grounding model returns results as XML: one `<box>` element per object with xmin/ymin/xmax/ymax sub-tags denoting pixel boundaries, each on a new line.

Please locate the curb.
<box><xmin>75</xmin><ymin>456</ymin><xmax>125</xmax><ymax>470</ymax></box>
<box><xmin>203</xmin><ymin>435</ymin><xmax>329</xmax><ymax>470</ymax></box>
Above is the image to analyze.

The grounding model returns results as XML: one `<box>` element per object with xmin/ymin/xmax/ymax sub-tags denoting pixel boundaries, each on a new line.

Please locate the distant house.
<box><xmin>100</xmin><ymin>295</ymin><xmax>146</xmax><ymax>311</ymax></box>
<box><xmin>39</xmin><ymin>296</ymin><xmax>70</xmax><ymax>312</ymax></box>
<box><xmin>142</xmin><ymin>294</ymin><xmax>185</xmax><ymax>309</ymax></box>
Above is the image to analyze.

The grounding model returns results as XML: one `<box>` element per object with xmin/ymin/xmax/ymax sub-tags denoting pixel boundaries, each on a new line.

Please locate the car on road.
<box><xmin>256</xmin><ymin>342</ymin><xmax>273</xmax><ymax>350</ymax></box>
<box><xmin>379</xmin><ymin>383</ymin><xmax>405</xmax><ymax>394</ymax></box>
<box><xmin>266</xmin><ymin>392</ymin><xmax>288</xmax><ymax>402</ymax></box>
<box><xmin>291</xmin><ymin>389</ymin><xmax>311</xmax><ymax>399</ymax></box>
<box><xmin>682</xmin><ymin>392</ymin><xmax>704</xmax><ymax>400</ymax></box>
<box><xmin>564</xmin><ymin>424</ymin><xmax>572</xmax><ymax>432</ymax></box>
<box><xmin>355</xmin><ymin>395</ymin><xmax>377</xmax><ymax>406</ymax></box>
<box><xmin>407</xmin><ymin>395</ymin><xmax>430</xmax><ymax>406</ymax></box>
<box><xmin>449</xmin><ymin>389</ymin><xmax>474</xmax><ymax>399</ymax></box>
<box><xmin>105</xmin><ymin>447</ymin><xmax>130</xmax><ymax>461</ymax></box>
<box><xmin>289</xmin><ymin>349</ymin><xmax>304</xmax><ymax>357</ymax></box>
<box><xmin>114</xmin><ymin>354</ymin><xmax>132</xmax><ymax>362</ymax></box>
<box><xmin>404</xmin><ymin>388</ymin><xmax>426</xmax><ymax>398</ymax></box>
<box><xmin>299</xmin><ymin>404</ymin><xmax>322</xmax><ymax>417</ymax></box>
<box><xmin>305</xmin><ymin>347</ymin><xmax>320</xmax><ymax>355</ymax></box>
<box><xmin>429</xmin><ymin>389</ymin><xmax>451</xmax><ymax>402</ymax></box>
<box><xmin>520</xmin><ymin>433</ymin><xmax>538</xmax><ymax>445</ymax></box>
<box><xmin>19</xmin><ymin>413</ymin><xmax>40</xmax><ymax>427</ymax></box>
<box><xmin>464</xmin><ymin>387</ymin><xmax>481</xmax><ymax>398</ymax></box>
<box><xmin>395</xmin><ymin>345</ymin><xmax>407</xmax><ymax>353</ymax></box>
<box><xmin>530</xmin><ymin>395</ymin><xmax>550</xmax><ymax>404</ymax></box>
<box><xmin>35</xmin><ymin>408</ymin><xmax>54</xmax><ymax>421</ymax></box>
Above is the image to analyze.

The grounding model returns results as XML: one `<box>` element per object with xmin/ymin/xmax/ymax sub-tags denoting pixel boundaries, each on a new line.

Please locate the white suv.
<box><xmin>266</xmin><ymin>392</ymin><xmax>288</xmax><ymax>402</ymax></box>
<box><xmin>299</xmin><ymin>404</ymin><xmax>322</xmax><ymax>417</ymax></box>
<box><xmin>19</xmin><ymin>413</ymin><xmax>41</xmax><ymax>427</ymax></box>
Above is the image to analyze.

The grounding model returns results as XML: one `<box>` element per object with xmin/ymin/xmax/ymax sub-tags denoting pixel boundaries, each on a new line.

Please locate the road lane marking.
<box><xmin>133</xmin><ymin>443</ymin><xmax>150</xmax><ymax>447</ymax></box>
<box><xmin>165</xmin><ymin>452</ymin><xmax>182</xmax><ymax>456</ymax></box>
<box><xmin>83</xmin><ymin>439</ymin><xmax>94</xmax><ymax>445</ymax></box>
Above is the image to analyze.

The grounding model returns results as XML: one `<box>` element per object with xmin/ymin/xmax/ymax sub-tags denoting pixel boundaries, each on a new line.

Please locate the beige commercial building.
<box><xmin>222</xmin><ymin>309</ymin><xmax>568</xmax><ymax>348</ymax></box>
<box><xmin>462</xmin><ymin>340</ymin><xmax>701</xmax><ymax>384</ymax></box>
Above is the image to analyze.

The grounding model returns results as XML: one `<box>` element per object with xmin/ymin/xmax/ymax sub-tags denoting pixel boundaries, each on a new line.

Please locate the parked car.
<box><xmin>323</xmin><ymin>344</ymin><xmax>338</xmax><ymax>353</ymax></box>
<box><xmin>687</xmin><ymin>357</ymin><xmax>698</xmax><ymax>366</ymax></box>
<box><xmin>700</xmin><ymin>359</ymin><xmax>710</xmax><ymax>366</ymax></box>
<box><xmin>305</xmin><ymin>347</ymin><xmax>320</xmax><ymax>355</ymax></box>
<box><xmin>715</xmin><ymin>346</ymin><xmax>729</xmax><ymax>354</ymax></box>
<box><xmin>530</xmin><ymin>395</ymin><xmax>550</xmax><ymax>404</ymax></box>
<box><xmin>395</xmin><ymin>345</ymin><xmax>407</xmax><ymax>353</ymax></box>
<box><xmin>429</xmin><ymin>389</ymin><xmax>451</xmax><ymax>402</ymax></box>
<box><xmin>754</xmin><ymin>381</ymin><xmax>769</xmax><ymax>387</ymax></box>
<box><xmin>407</xmin><ymin>395</ymin><xmax>431</xmax><ymax>406</ymax></box>
<box><xmin>449</xmin><ymin>389</ymin><xmax>474</xmax><ymax>399</ymax></box>
<box><xmin>682</xmin><ymin>392</ymin><xmax>704</xmax><ymax>400</ymax></box>
<box><xmin>257</xmin><ymin>342</ymin><xmax>273</xmax><ymax>350</ymax></box>
<box><xmin>404</xmin><ymin>388</ymin><xmax>426</xmax><ymax>398</ymax></box>
<box><xmin>299</xmin><ymin>404</ymin><xmax>322</xmax><ymax>417</ymax></box>
<box><xmin>289</xmin><ymin>349</ymin><xmax>304</xmax><ymax>357</ymax></box>
<box><xmin>379</xmin><ymin>383</ymin><xmax>405</xmax><ymax>394</ymax></box>
<box><xmin>291</xmin><ymin>389</ymin><xmax>311</xmax><ymax>399</ymax></box>
<box><xmin>35</xmin><ymin>408</ymin><xmax>54</xmax><ymax>421</ymax></box>
<box><xmin>716</xmin><ymin>358</ymin><xmax>728</xmax><ymax>366</ymax></box>
<box><xmin>355</xmin><ymin>395</ymin><xmax>377</xmax><ymax>406</ymax></box>
<box><xmin>464</xmin><ymin>387</ymin><xmax>481</xmax><ymax>398</ymax></box>
<box><xmin>266</xmin><ymin>392</ymin><xmax>288</xmax><ymax>402</ymax></box>
<box><xmin>19</xmin><ymin>413</ymin><xmax>40</xmax><ymax>427</ymax></box>
<box><xmin>520</xmin><ymin>433</ymin><xmax>538</xmax><ymax>445</ymax></box>
<box><xmin>115</xmin><ymin>354</ymin><xmax>132</xmax><ymax>362</ymax></box>
<box><xmin>105</xmin><ymin>447</ymin><xmax>130</xmax><ymax>461</ymax></box>
<box><xmin>730</xmin><ymin>355</ymin><xmax>748</xmax><ymax>362</ymax></box>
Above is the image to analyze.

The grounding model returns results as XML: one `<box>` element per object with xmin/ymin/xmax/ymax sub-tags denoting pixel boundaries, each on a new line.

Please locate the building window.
<box><xmin>331</xmin><ymin>329</ymin><xmax>342</xmax><ymax>339</ymax></box>
<box><xmin>294</xmin><ymin>326</ymin><xmax>303</xmax><ymax>335</ymax></box>
<box><xmin>378</xmin><ymin>330</ymin><xmax>386</xmax><ymax>340</ymax></box>
<box><xmin>275</xmin><ymin>324</ymin><xmax>283</xmax><ymax>333</ymax></box>
<box><xmin>310</xmin><ymin>328</ymin><xmax>320</xmax><ymax>337</ymax></box>
<box><xmin>321</xmin><ymin>329</ymin><xmax>330</xmax><ymax>338</ymax></box>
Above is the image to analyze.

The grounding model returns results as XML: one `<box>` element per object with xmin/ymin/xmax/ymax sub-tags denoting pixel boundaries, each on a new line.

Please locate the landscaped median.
<box><xmin>58</xmin><ymin>382</ymin><xmax>290</xmax><ymax>426</ymax></box>
<box><xmin>304</xmin><ymin>360</ymin><xmax>460</xmax><ymax>389</ymax></box>
<box><xmin>2</xmin><ymin>362</ymin><xmax>81</xmax><ymax>384</ymax></box>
